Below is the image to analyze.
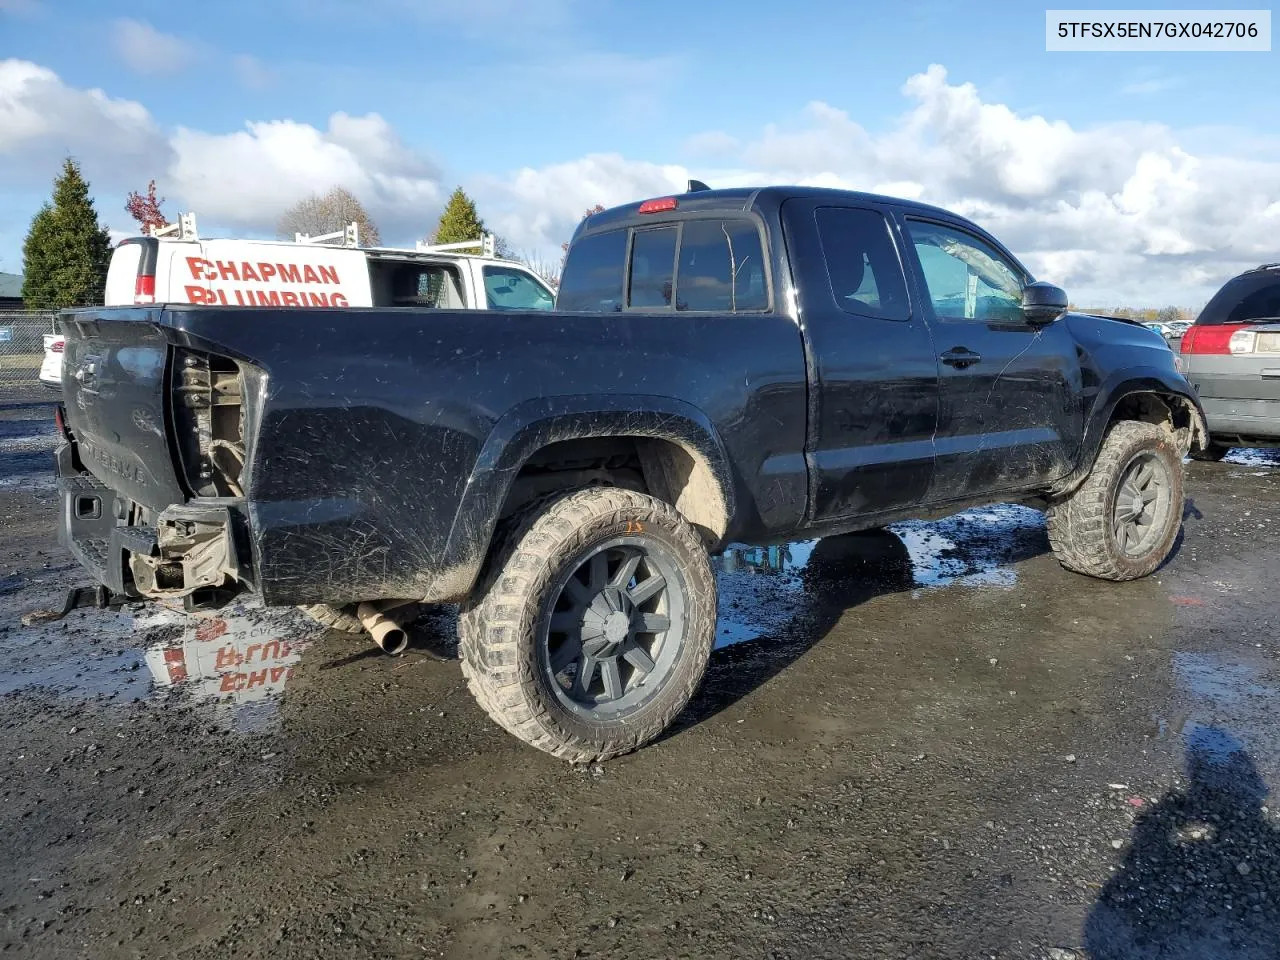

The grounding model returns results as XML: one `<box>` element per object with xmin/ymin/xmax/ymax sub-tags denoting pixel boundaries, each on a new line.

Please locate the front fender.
<box><xmin>1058</xmin><ymin>366</ymin><xmax>1207</xmax><ymax>496</ymax></box>
<box><xmin>425</xmin><ymin>394</ymin><xmax>736</xmax><ymax>601</ymax></box>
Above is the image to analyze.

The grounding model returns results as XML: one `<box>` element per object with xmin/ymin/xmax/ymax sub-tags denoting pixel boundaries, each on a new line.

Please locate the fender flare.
<box><xmin>1057</xmin><ymin>367</ymin><xmax>1207</xmax><ymax>496</ymax></box>
<box><xmin>425</xmin><ymin>394</ymin><xmax>736</xmax><ymax>601</ymax></box>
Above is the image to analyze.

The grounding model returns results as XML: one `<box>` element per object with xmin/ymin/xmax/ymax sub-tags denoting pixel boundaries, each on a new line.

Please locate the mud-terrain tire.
<box><xmin>298</xmin><ymin>603</ymin><xmax>365</xmax><ymax>634</ymax></box>
<box><xmin>1046</xmin><ymin>420</ymin><xmax>1184</xmax><ymax>581</ymax></box>
<box><xmin>1189</xmin><ymin>442</ymin><xmax>1231</xmax><ymax>462</ymax></box>
<box><xmin>459</xmin><ymin>487</ymin><xmax>716</xmax><ymax>763</ymax></box>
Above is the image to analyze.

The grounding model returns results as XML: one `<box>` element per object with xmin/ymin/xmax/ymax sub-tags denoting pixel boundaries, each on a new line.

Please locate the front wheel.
<box><xmin>1046</xmin><ymin>420</ymin><xmax>1184</xmax><ymax>581</ymax></box>
<box><xmin>459</xmin><ymin>487</ymin><xmax>717</xmax><ymax>763</ymax></box>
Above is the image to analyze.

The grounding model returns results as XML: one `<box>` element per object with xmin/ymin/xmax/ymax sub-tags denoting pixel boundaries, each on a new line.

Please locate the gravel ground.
<box><xmin>2</xmin><ymin>401</ymin><xmax>1279</xmax><ymax>959</ymax></box>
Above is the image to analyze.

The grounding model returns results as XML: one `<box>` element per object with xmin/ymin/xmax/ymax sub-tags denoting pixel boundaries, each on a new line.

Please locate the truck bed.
<box><xmin>55</xmin><ymin>304</ymin><xmax>809</xmax><ymax>607</ymax></box>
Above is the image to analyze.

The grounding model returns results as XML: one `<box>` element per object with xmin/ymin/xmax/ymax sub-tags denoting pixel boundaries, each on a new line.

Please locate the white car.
<box><xmin>39</xmin><ymin>332</ymin><xmax>64</xmax><ymax>388</ymax></box>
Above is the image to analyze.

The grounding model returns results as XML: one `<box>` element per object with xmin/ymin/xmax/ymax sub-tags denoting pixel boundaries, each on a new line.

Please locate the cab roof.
<box><xmin>578</xmin><ymin>185</ymin><xmax>963</xmax><ymax>236</ymax></box>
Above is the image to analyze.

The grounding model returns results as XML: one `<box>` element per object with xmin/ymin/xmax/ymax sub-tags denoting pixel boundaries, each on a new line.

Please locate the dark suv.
<box><xmin>1179</xmin><ymin>264</ymin><xmax>1280</xmax><ymax>459</ymax></box>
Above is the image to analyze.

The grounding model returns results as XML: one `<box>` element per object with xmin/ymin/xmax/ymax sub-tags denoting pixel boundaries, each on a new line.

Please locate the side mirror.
<box><xmin>1022</xmin><ymin>281</ymin><xmax>1068</xmax><ymax>325</ymax></box>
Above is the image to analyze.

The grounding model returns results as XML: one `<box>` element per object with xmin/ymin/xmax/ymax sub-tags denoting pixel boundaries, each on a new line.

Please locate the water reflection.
<box><xmin>1</xmin><ymin>601</ymin><xmax>324</xmax><ymax>730</ymax></box>
<box><xmin>713</xmin><ymin>503</ymin><xmax>1047</xmax><ymax>648</ymax></box>
<box><xmin>1223</xmin><ymin>448</ymin><xmax>1280</xmax><ymax>468</ymax></box>
<box><xmin>139</xmin><ymin>605</ymin><xmax>319</xmax><ymax>706</ymax></box>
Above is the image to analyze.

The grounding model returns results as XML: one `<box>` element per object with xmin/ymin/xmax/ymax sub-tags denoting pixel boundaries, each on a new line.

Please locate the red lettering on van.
<box><xmin>306</xmin><ymin>292</ymin><xmax>329</xmax><ymax>306</ymax></box>
<box><xmin>302</xmin><ymin>265</ymin><xmax>321</xmax><ymax>284</ymax></box>
<box><xmin>258</xmin><ymin>263</ymin><xmax>277</xmax><ymax>281</ymax></box>
<box><xmin>330</xmin><ymin>293</ymin><xmax>349</xmax><ymax>307</ymax></box>
<box><xmin>253</xmin><ymin>290</ymin><xmax>282</xmax><ymax>306</ymax></box>
<box><xmin>318</xmin><ymin>265</ymin><xmax>340</xmax><ymax>284</ymax></box>
<box><xmin>186</xmin><ymin>256</ymin><xmax>215</xmax><ymax>280</ymax></box>
<box><xmin>278</xmin><ymin>263</ymin><xmax>301</xmax><ymax>283</ymax></box>
<box><xmin>280</xmin><ymin>292</ymin><xmax>300</xmax><ymax>307</ymax></box>
<box><xmin>240</xmin><ymin>262</ymin><xmax>261</xmax><ymax>282</ymax></box>
<box><xmin>184</xmin><ymin>285</ymin><xmax>210</xmax><ymax>304</ymax></box>
<box><xmin>216</xmin><ymin>260</ymin><xmax>240</xmax><ymax>281</ymax></box>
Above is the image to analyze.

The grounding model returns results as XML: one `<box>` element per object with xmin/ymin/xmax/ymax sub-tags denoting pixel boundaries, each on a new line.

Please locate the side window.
<box><xmin>1227</xmin><ymin>282</ymin><xmax>1280</xmax><ymax>324</ymax></box>
<box><xmin>557</xmin><ymin>230</ymin><xmax>628</xmax><ymax>312</ymax></box>
<box><xmin>628</xmin><ymin>228</ymin><xmax>677</xmax><ymax>309</ymax></box>
<box><xmin>814</xmin><ymin>207</ymin><xmax>910</xmax><ymax>321</ymax></box>
<box><xmin>906</xmin><ymin>220</ymin><xmax>1025</xmax><ymax>322</ymax></box>
<box><xmin>675</xmin><ymin>220</ymin><xmax>769</xmax><ymax>312</ymax></box>
<box><xmin>483</xmin><ymin>266</ymin><xmax>555</xmax><ymax>311</ymax></box>
<box><xmin>374</xmin><ymin>262</ymin><xmax>465</xmax><ymax>308</ymax></box>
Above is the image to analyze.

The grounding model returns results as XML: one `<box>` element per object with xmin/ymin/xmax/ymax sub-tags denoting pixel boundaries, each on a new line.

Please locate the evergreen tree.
<box><xmin>431</xmin><ymin>187</ymin><xmax>486</xmax><ymax>246</ymax></box>
<box><xmin>22</xmin><ymin>158</ymin><xmax>112</xmax><ymax>309</ymax></box>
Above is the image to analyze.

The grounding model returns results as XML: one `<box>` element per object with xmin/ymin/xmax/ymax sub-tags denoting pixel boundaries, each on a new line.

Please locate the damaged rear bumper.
<box><xmin>56</xmin><ymin>441</ymin><xmax>251</xmax><ymax>608</ymax></box>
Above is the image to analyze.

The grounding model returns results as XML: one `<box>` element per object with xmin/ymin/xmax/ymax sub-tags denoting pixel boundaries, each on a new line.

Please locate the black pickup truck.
<box><xmin>53</xmin><ymin>185</ymin><xmax>1208</xmax><ymax>762</ymax></box>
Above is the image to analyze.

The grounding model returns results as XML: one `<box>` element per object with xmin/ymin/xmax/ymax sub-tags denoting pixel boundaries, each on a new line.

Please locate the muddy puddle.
<box><xmin>714</xmin><ymin>502</ymin><xmax>1046</xmax><ymax>647</ymax></box>
<box><xmin>1</xmin><ymin>502</ymin><xmax>1055</xmax><ymax>726</ymax></box>
<box><xmin>1223</xmin><ymin>447</ymin><xmax>1280</xmax><ymax>468</ymax></box>
<box><xmin>0</xmin><ymin>601</ymin><xmax>327</xmax><ymax>732</ymax></box>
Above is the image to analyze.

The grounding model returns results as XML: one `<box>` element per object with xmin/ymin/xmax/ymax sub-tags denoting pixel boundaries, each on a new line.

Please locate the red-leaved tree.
<box><xmin>124</xmin><ymin>180</ymin><xmax>170</xmax><ymax>234</ymax></box>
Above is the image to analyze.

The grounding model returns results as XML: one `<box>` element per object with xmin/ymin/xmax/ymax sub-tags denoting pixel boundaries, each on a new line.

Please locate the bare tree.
<box><xmin>518</xmin><ymin>250</ymin><xmax>563</xmax><ymax>288</ymax></box>
<box><xmin>278</xmin><ymin>186</ymin><xmax>381</xmax><ymax>246</ymax></box>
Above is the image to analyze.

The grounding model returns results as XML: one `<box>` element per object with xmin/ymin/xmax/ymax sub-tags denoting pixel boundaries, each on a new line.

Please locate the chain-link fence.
<box><xmin>0</xmin><ymin>311</ymin><xmax>58</xmax><ymax>384</ymax></box>
<box><xmin>0</xmin><ymin>311</ymin><xmax>59</xmax><ymax>405</ymax></box>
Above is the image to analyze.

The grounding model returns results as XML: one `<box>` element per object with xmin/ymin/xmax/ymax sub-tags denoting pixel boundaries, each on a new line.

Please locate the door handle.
<box><xmin>941</xmin><ymin>347</ymin><xmax>982</xmax><ymax>368</ymax></box>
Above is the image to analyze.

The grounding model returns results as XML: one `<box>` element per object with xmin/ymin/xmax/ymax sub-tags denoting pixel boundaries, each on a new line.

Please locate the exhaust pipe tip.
<box><xmin>357</xmin><ymin>603</ymin><xmax>410</xmax><ymax>656</ymax></box>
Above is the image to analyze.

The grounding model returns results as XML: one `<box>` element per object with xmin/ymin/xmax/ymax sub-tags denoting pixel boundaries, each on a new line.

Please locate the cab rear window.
<box><xmin>558</xmin><ymin>219</ymin><xmax>770</xmax><ymax>313</ymax></box>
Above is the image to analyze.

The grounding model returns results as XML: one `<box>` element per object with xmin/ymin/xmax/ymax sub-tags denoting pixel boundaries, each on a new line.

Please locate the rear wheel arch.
<box><xmin>497</xmin><ymin>433</ymin><xmax>731</xmax><ymax>544</ymax></box>
<box><xmin>433</xmin><ymin>399</ymin><xmax>737</xmax><ymax>602</ymax></box>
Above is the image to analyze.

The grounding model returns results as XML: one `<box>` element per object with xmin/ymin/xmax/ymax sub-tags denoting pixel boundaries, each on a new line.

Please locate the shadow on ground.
<box><xmin>1085</xmin><ymin>727</ymin><xmax>1280</xmax><ymax>959</ymax></box>
<box><xmin>674</xmin><ymin>519</ymin><xmax>1050</xmax><ymax>735</ymax></box>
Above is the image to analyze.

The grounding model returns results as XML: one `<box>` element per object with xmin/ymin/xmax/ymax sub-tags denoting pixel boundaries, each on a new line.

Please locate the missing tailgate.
<box><xmin>171</xmin><ymin>349</ymin><xmax>246</xmax><ymax>498</ymax></box>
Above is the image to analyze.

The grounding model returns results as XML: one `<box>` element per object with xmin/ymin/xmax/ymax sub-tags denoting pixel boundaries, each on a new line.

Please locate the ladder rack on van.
<box><xmin>146</xmin><ymin>212</ymin><xmax>199</xmax><ymax>241</ymax></box>
<box><xmin>416</xmin><ymin>234</ymin><xmax>497</xmax><ymax>258</ymax></box>
<box><xmin>295</xmin><ymin>222</ymin><xmax>361</xmax><ymax>248</ymax></box>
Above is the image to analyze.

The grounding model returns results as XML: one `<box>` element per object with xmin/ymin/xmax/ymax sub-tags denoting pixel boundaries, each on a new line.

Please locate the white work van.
<box><xmin>42</xmin><ymin>215</ymin><xmax>556</xmax><ymax>387</ymax></box>
<box><xmin>104</xmin><ymin>213</ymin><xmax>556</xmax><ymax>311</ymax></box>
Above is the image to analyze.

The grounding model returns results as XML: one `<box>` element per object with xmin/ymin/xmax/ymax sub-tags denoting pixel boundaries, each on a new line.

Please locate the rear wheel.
<box><xmin>460</xmin><ymin>487</ymin><xmax>716</xmax><ymax>763</ymax></box>
<box><xmin>1046</xmin><ymin>420</ymin><xmax>1184</xmax><ymax>581</ymax></box>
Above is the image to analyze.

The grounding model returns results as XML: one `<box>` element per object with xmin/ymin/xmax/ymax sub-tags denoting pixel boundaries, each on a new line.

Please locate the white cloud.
<box><xmin>3</xmin><ymin>58</ymin><xmax>1279</xmax><ymax>306</ymax></box>
<box><xmin>655</xmin><ymin>64</ymin><xmax>1280</xmax><ymax>306</ymax></box>
<box><xmin>0</xmin><ymin>59</ymin><xmax>170</xmax><ymax>185</ymax></box>
<box><xmin>169</xmin><ymin>113</ymin><xmax>443</xmax><ymax>237</ymax></box>
<box><xmin>474</xmin><ymin>154</ymin><xmax>689</xmax><ymax>253</ymax></box>
<box><xmin>0</xmin><ymin>59</ymin><xmax>443</xmax><ymax>242</ymax></box>
<box><xmin>111</xmin><ymin>19</ymin><xmax>194</xmax><ymax>76</ymax></box>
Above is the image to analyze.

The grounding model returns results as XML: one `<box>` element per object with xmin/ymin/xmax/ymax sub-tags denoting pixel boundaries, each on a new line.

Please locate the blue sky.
<box><xmin>2</xmin><ymin>0</ymin><xmax>1278</xmax><ymax>304</ymax></box>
